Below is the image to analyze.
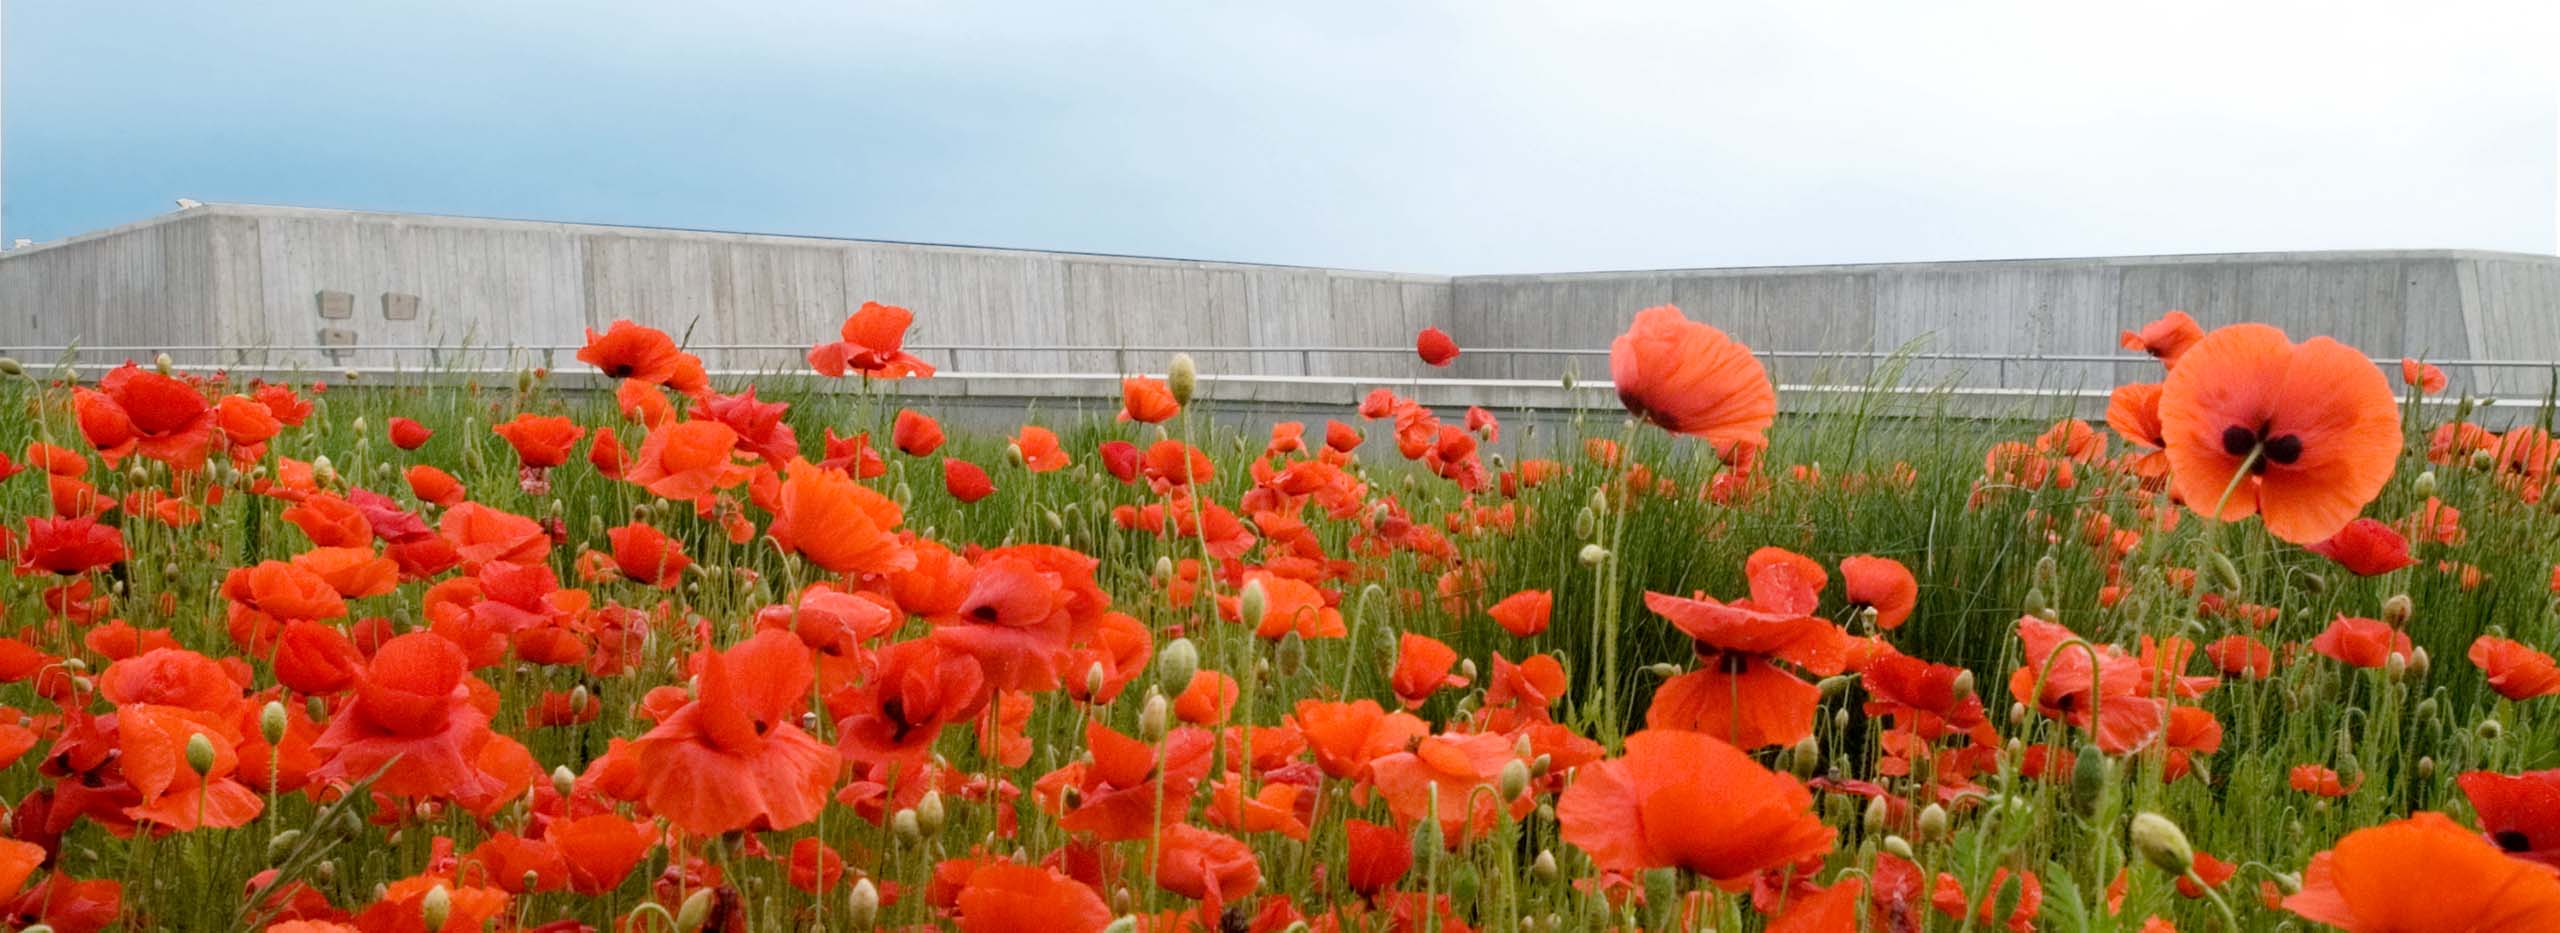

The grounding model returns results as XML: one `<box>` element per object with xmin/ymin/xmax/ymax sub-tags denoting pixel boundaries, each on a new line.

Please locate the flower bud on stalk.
<box><xmin>2130</xmin><ymin>812</ymin><xmax>2195</xmax><ymax>874</ymax></box>
<box><xmin>1158</xmin><ymin>638</ymin><xmax>1200</xmax><ymax>691</ymax></box>
<box><xmin>1168</xmin><ymin>353</ymin><xmax>1198</xmax><ymax>406</ymax></box>
<box><xmin>421</xmin><ymin>885</ymin><xmax>453</xmax><ymax>932</ymax></box>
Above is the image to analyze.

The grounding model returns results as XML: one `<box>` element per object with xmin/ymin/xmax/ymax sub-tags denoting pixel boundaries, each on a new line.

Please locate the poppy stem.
<box><xmin>2205</xmin><ymin>444</ymin><xmax>2263</xmax><ymax>523</ymax></box>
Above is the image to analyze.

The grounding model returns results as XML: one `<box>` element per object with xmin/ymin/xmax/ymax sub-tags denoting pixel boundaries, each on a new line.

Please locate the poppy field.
<box><xmin>2</xmin><ymin>301</ymin><xmax>2559</xmax><ymax>932</ymax></box>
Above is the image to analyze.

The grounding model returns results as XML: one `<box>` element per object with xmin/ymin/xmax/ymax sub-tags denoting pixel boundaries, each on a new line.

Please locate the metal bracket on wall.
<box><xmin>383</xmin><ymin>293</ymin><xmax>420</xmax><ymax>321</ymax></box>
<box><xmin>316</xmin><ymin>290</ymin><xmax>355</xmax><ymax>320</ymax></box>
<box><xmin>319</xmin><ymin>328</ymin><xmax>357</xmax><ymax>363</ymax></box>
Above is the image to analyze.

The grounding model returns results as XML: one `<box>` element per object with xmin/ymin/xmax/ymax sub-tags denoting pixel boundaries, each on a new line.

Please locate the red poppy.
<box><xmin>1487</xmin><ymin>589</ymin><xmax>1553</xmax><ymax>637</ymax></box>
<box><xmin>492</xmin><ymin>414</ymin><xmax>585</xmax><ymax>470</ymax></box>
<box><xmin>1141</xmin><ymin>440</ymin><xmax>1214</xmax><ymax>487</ymax></box>
<box><xmin>1557</xmin><ymin>729</ymin><xmax>1832</xmax><ymax>882</ymax></box>
<box><xmin>2121</xmin><ymin>310</ymin><xmax>2202</xmax><ymax>367</ymax></box>
<box><xmin>1644</xmin><ymin>548</ymin><xmax>1849</xmax><ymax>749</ymax></box>
<box><xmin>1610</xmin><ymin>305</ymin><xmax>1777</xmax><ymax>452</ymax></box>
<box><xmin>2203</xmin><ymin>635</ymin><xmax>2274</xmax><ymax>679</ymax></box>
<box><xmin>607</xmin><ymin>522</ymin><xmax>691</xmax><ymax>587</ymax></box>
<box><xmin>834</xmin><ymin>638</ymin><xmax>989</xmax><ymax>775</ymax></box>
<box><xmin>1155</xmin><ymin>824</ymin><xmax>1261</xmax><ymax>913</ymax></box>
<box><xmin>2458</xmin><ymin>769</ymin><xmax>2560</xmax><ymax>868</ymax></box>
<box><xmin>808</xmin><ymin>301</ymin><xmax>936</xmax><ymax>379</ymax></box>
<box><xmin>1013</xmin><ymin>425</ymin><xmax>1068</xmax><ymax>472</ymax></box>
<box><xmin>1369</xmin><ymin>731</ymin><xmax>1528</xmax><ymax>845</ymax></box>
<box><xmin>621</xmin><ymin>420</ymin><xmax>741</xmax><ymax>503</ymax></box>
<box><xmin>2107</xmin><ymin>381</ymin><xmax>2172</xmax><ymax>481</ymax></box>
<box><xmin>768</xmin><ymin>460</ymin><xmax>913</xmax><ymax>576</ymax></box>
<box><xmin>78</xmin><ymin>363</ymin><xmax>217</xmax><ymax>470</ymax></box>
<box><xmin>399</xmin><ymin>465</ymin><xmax>462</xmax><ymax>508</ymax></box>
<box><xmin>308</xmin><ymin>632</ymin><xmax>508</xmax><ymax>799</ymax></box>
<box><xmin>1291</xmin><ymin>698</ymin><xmax>1428</xmax><ymax>780</ymax></box>
<box><xmin>2470</xmin><ymin>636</ymin><xmax>2560</xmax><ymax>701</ymax></box>
<box><xmin>2307</xmin><ymin>518</ymin><xmax>2414</xmax><ymax>577</ymax></box>
<box><xmin>1416</xmin><ymin>327</ymin><xmax>1459</xmax><ymax>367</ymax></box>
<box><xmin>1389</xmin><ymin>632</ymin><xmax>1467</xmax><ymax>708</ymax></box>
<box><xmin>2284</xmin><ymin>811</ymin><xmax>2560</xmax><ymax>930</ymax></box>
<box><xmin>2308</xmin><ymin>616</ymin><xmax>2411</xmax><ymax>669</ymax></box>
<box><xmin>2156</xmin><ymin>323</ymin><xmax>2401</xmax><ymax>544</ymax></box>
<box><xmin>1343</xmin><ymin>818</ymin><xmax>1413</xmax><ymax>896</ymax></box>
<box><xmin>1325</xmin><ymin>420</ymin><xmax>1363</xmax><ymax>452</ymax></box>
<box><xmin>17</xmin><ymin>516</ymin><xmax>126</xmax><ymax>576</ymax></box>
<box><xmin>577</xmin><ymin>319</ymin><xmax>687</xmax><ymax>384</ymax></box>
<box><xmin>893</xmin><ymin>409</ymin><xmax>945</xmax><ymax>456</ymax></box>
<box><xmin>1840</xmin><ymin>555</ymin><xmax>1918</xmax><ymax>629</ymax></box>
<box><xmin>2290</xmin><ymin>764</ymin><xmax>2361</xmax><ymax>797</ymax></box>
<box><xmin>947</xmin><ymin>860</ymin><xmax>1111</xmax><ymax>933</ymax></box>
<box><xmin>2400</xmin><ymin>357</ymin><xmax>2448</xmax><ymax>394</ymax></box>
<box><xmin>943</xmin><ymin>458</ymin><xmax>996</xmax><ymax>503</ymax></box>
<box><xmin>1097</xmin><ymin>440</ymin><xmax>1140</xmax><ymax>483</ymax></box>
<box><xmin>1121</xmin><ymin>376</ymin><xmax>1181</xmax><ymax>423</ymax></box>
<box><xmin>621</xmin><ymin>630</ymin><xmax>838</xmax><ymax>834</ymax></box>
<box><xmin>273</xmin><ymin>620</ymin><xmax>364</xmax><ymax>695</ymax></box>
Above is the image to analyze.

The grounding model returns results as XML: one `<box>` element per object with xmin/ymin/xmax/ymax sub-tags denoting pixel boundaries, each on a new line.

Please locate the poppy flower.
<box><xmin>947</xmin><ymin>860</ymin><xmax>1111</xmax><ymax>933</ymax></box>
<box><xmin>1840</xmin><ymin>555</ymin><xmax>1918</xmax><ymax>629</ymax></box>
<box><xmin>835</xmin><ymin>638</ymin><xmax>989</xmax><ymax>774</ymax></box>
<box><xmin>1416</xmin><ymin>327</ymin><xmax>1459</xmax><ymax>367</ymax></box>
<box><xmin>607</xmin><ymin>522</ymin><xmax>691</xmax><ymax>587</ymax></box>
<box><xmin>1155</xmin><ymin>824</ymin><xmax>1262</xmax><ymax>913</ymax></box>
<box><xmin>1557</xmin><ymin>729</ymin><xmax>1832</xmax><ymax>882</ymax></box>
<box><xmin>1141</xmin><ymin>440</ymin><xmax>1214</xmax><ymax>488</ymax></box>
<box><xmin>893</xmin><ymin>409</ymin><xmax>945</xmax><ymax>456</ymax></box>
<box><xmin>943</xmin><ymin>458</ymin><xmax>996</xmax><ymax>503</ymax></box>
<box><xmin>1013</xmin><ymin>426</ymin><xmax>1068</xmax><ymax>472</ymax></box>
<box><xmin>17</xmin><ymin>516</ymin><xmax>126</xmax><ymax>576</ymax></box>
<box><xmin>2470</xmin><ymin>637</ymin><xmax>2560</xmax><ymax>701</ymax></box>
<box><xmin>621</xmin><ymin>630</ymin><xmax>839</xmax><ymax>834</ymax></box>
<box><xmin>1097</xmin><ymin>440</ymin><xmax>1141</xmax><ymax>483</ymax></box>
<box><xmin>273</xmin><ymin>621</ymin><xmax>365</xmax><ymax>695</ymax></box>
<box><xmin>1389</xmin><ymin>632</ymin><xmax>1467</xmax><ymax>708</ymax></box>
<box><xmin>2121</xmin><ymin>310</ymin><xmax>2203</xmax><ymax>367</ymax></box>
<box><xmin>2307</xmin><ymin>518</ymin><xmax>2414</xmax><ymax>577</ymax></box>
<box><xmin>2308</xmin><ymin>616</ymin><xmax>2411</xmax><ymax>669</ymax></box>
<box><xmin>2107</xmin><ymin>382</ymin><xmax>2172</xmax><ymax>481</ymax></box>
<box><xmin>808</xmin><ymin>301</ymin><xmax>936</xmax><ymax>380</ymax></box>
<box><xmin>1487</xmin><ymin>589</ymin><xmax>1553</xmax><ymax>638</ymax></box>
<box><xmin>79</xmin><ymin>363</ymin><xmax>217</xmax><ymax>470</ymax></box>
<box><xmin>1369</xmin><ymin>731</ymin><xmax>1529</xmax><ymax>845</ymax></box>
<box><xmin>308</xmin><ymin>632</ymin><xmax>507</xmax><ymax>799</ymax></box>
<box><xmin>1325</xmin><ymin>420</ymin><xmax>1363</xmax><ymax>452</ymax></box>
<box><xmin>2290</xmin><ymin>764</ymin><xmax>2361</xmax><ymax>797</ymax></box>
<box><xmin>2203</xmin><ymin>635</ymin><xmax>2274</xmax><ymax>679</ymax></box>
<box><xmin>1644</xmin><ymin>549</ymin><xmax>1849</xmax><ymax>749</ymax></box>
<box><xmin>1609</xmin><ymin>305</ymin><xmax>1777</xmax><ymax>452</ymax></box>
<box><xmin>2400</xmin><ymin>357</ymin><xmax>2448</xmax><ymax>394</ymax></box>
<box><xmin>2156</xmin><ymin>323</ymin><xmax>2401</xmax><ymax>544</ymax></box>
<box><xmin>491</xmin><ymin>414</ymin><xmax>585</xmax><ymax>471</ymax></box>
<box><xmin>2457</xmin><ymin>769</ymin><xmax>2560</xmax><ymax>868</ymax></box>
<box><xmin>2283</xmin><ymin>811</ymin><xmax>2560</xmax><ymax>930</ymax></box>
<box><xmin>1291</xmin><ymin>698</ymin><xmax>1428</xmax><ymax>780</ymax></box>
<box><xmin>1342</xmin><ymin>818</ymin><xmax>1413</xmax><ymax>895</ymax></box>
<box><xmin>1121</xmin><ymin>377</ymin><xmax>1181</xmax><ymax>423</ymax></box>
<box><xmin>768</xmin><ymin>460</ymin><xmax>913</xmax><ymax>576</ymax></box>
<box><xmin>577</xmin><ymin>319</ymin><xmax>687</xmax><ymax>384</ymax></box>
<box><xmin>620</xmin><ymin>420</ymin><xmax>741</xmax><ymax>503</ymax></box>
<box><xmin>403</xmin><ymin>465</ymin><xmax>465</xmax><ymax>507</ymax></box>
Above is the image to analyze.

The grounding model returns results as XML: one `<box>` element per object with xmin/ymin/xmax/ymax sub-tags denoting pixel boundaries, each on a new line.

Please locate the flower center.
<box><xmin>2219</xmin><ymin>424</ymin><xmax>2303</xmax><ymax>472</ymax></box>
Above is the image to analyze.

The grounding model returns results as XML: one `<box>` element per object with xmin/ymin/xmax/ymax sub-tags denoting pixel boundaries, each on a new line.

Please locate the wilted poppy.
<box><xmin>2156</xmin><ymin>323</ymin><xmax>2400</xmax><ymax>544</ymax></box>
<box><xmin>1609</xmin><ymin>305</ymin><xmax>1776</xmax><ymax>452</ymax></box>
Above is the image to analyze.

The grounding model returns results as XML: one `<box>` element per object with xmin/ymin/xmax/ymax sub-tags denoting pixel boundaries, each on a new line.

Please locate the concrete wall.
<box><xmin>2</xmin><ymin>204</ymin><xmax>2555</xmax><ymax>402</ymax></box>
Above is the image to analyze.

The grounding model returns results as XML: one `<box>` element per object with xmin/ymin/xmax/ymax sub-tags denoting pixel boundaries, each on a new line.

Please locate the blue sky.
<box><xmin>7</xmin><ymin>1</ymin><xmax>2557</xmax><ymax>272</ymax></box>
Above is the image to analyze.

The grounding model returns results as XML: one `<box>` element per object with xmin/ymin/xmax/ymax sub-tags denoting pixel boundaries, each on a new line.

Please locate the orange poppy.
<box><xmin>2106</xmin><ymin>381</ymin><xmax>2172</xmax><ymax>482</ymax></box>
<box><xmin>1644</xmin><ymin>549</ymin><xmax>1848</xmax><ymax>749</ymax></box>
<box><xmin>78</xmin><ymin>363</ymin><xmax>217</xmax><ymax>470</ymax></box>
<box><xmin>404</xmin><ymin>464</ymin><xmax>465</xmax><ymax>507</ymax></box>
<box><xmin>621</xmin><ymin>630</ymin><xmax>838</xmax><ymax>834</ymax></box>
<box><xmin>893</xmin><ymin>409</ymin><xmax>945</xmax><ymax>456</ymax></box>
<box><xmin>2308</xmin><ymin>616</ymin><xmax>2410</xmax><ymax>669</ymax></box>
<box><xmin>1389</xmin><ymin>632</ymin><xmax>1467</xmax><ymax>708</ymax></box>
<box><xmin>491</xmin><ymin>413</ymin><xmax>585</xmax><ymax>470</ymax></box>
<box><xmin>1154</xmin><ymin>824</ymin><xmax>1262</xmax><ymax>911</ymax></box>
<box><xmin>2156</xmin><ymin>323</ymin><xmax>2401</xmax><ymax>544</ymax></box>
<box><xmin>808</xmin><ymin>301</ymin><xmax>936</xmax><ymax>379</ymax></box>
<box><xmin>1013</xmin><ymin>425</ymin><xmax>1068</xmax><ymax>472</ymax></box>
<box><xmin>768</xmin><ymin>460</ymin><xmax>913</xmax><ymax>576</ymax></box>
<box><xmin>946</xmin><ymin>860</ymin><xmax>1111</xmax><ymax>933</ymax></box>
<box><xmin>1556</xmin><ymin>729</ymin><xmax>1832</xmax><ymax>882</ymax></box>
<box><xmin>1609</xmin><ymin>305</ymin><xmax>1777</xmax><ymax>452</ymax></box>
<box><xmin>2283</xmin><ymin>811</ymin><xmax>2560</xmax><ymax>930</ymax></box>
<box><xmin>1839</xmin><ymin>555</ymin><xmax>1918</xmax><ymax>629</ymax></box>
<box><xmin>2457</xmin><ymin>769</ymin><xmax>2560</xmax><ymax>868</ymax></box>
<box><xmin>2306</xmin><ymin>518</ymin><xmax>2414</xmax><ymax>577</ymax></box>
<box><xmin>1416</xmin><ymin>327</ymin><xmax>1459</xmax><ymax>367</ymax></box>
<box><xmin>1141</xmin><ymin>440</ymin><xmax>1214</xmax><ymax>487</ymax></box>
<box><xmin>1369</xmin><ymin>731</ymin><xmax>1529</xmax><ymax>845</ymax></box>
<box><xmin>1291</xmin><ymin>698</ymin><xmax>1428</xmax><ymax>780</ymax></box>
<box><xmin>1487</xmin><ymin>589</ymin><xmax>1553</xmax><ymax>637</ymax></box>
<box><xmin>621</xmin><ymin>419</ymin><xmax>741</xmax><ymax>503</ymax></box>
<box><xmin>2121</xmin><ymin>310</ymin><xmax>2202</xmax><ymax>367</ymax></box>
<box><xmin>607</xmin><ymin>522</ymin><xmax>691</xmax><ymax>587</ymax></box>
<box><xmin>2290</xmin><ymin>763</ymin><xmax>2361</xmax><ymax>797</ymax></box>
<box><xmin>1121</xmin><ymin>377</ymin><xmax>1181</xmax><ymax>423</ymax></box>
<box><xmin>2470</xmin><ymin>636</ymin><xmax>2560</xmax><ymax>701</ymax></box>
<box><xmin>2399</xmin><ymin>357</ymin><xmax>2448</xmax><ymax>394</ymax></box>
<box><xmin>835</xmin><ymin>637</ymin><xmax>989</xmax><ymax>775</ymax></box>
<box><xmin>577</xmin><ymin>319</ymin><xmax>687</xmax><ymax>384</ymax></box>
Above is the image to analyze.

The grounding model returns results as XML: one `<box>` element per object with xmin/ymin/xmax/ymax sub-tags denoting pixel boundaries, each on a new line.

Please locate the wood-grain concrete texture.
<box><xmin>2</xmin><ymin>204</ymin><xmax>2553</xmax><ymax>398</ymax></box>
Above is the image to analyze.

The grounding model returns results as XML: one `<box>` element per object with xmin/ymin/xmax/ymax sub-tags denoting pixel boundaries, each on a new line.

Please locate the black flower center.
<box><xmin>2219</xmin><ymin>423</ymin><xmax>2304</xmax><ymax>472</ymax></box>
<box><xmin>2497</xmin><ymin>829</ymin><xmax>2534</xmax><ymax>853</ymax></box>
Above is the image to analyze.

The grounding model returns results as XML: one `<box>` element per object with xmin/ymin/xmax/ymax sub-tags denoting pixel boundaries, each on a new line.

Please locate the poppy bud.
<box><xmin>891</xmin><ymin>808</ymin><xmax>922</xmax><ymax>843</ymax></box>
<box><xmin>1824</xmin><ymin>793</ymin><xmax>1855</xmax><ymax>824</ymax></box>
<box><xmin>847</xmin><ymin>878</ymin><xmax>880</xmax><ymax>927</ymax></box>
<box><xmin>1239</xmin><ymin>579</ymin><xmax>1269</xmax><ymax>632</ymax></box>
<box><xmin>916</xmin><ymin>790</ymin><xmax>947</xmax><ymax>837</ymax></box>
<box><xmin>1140</xmin><ymin>691</ymin><xmax>1171</xmax><ymax>741</ymax></box>
<box><xmin>2269</xmin><ymin>871</ymin><xmax>2303</xmax><ymax>895</ymax></box>
<box><xmin>421</xmin><ymin>884</ymin><xmax>453</xmax><ymax>932</ymax></box>
<box><xmin>2033</xmin><ymin>554</ymin><xmax>2058</xmax><ymax>588</ymax></box>
<box><xmin>1642</xmin><ymin>867</ymin><xmax>1678</xmax><ymax>912</ymax></box>
<box><xmin>1951</xmin><ymin>669</ymin><xmax>1976</xmax><ymax>701</ymax></box>
<box><xmin>2299</xmin><ymin>571</ymin><xmax>2327</xmax><ymax>595</ymax></box>
<box><xmin>1561</xmin><ymin>371</ymin><xmax>1576</xmax><ymax>392</ymax></box>
<box><xmin>154</xmin><ymin>352</ymin><xmax>175</xmax><ymax>375</ymax></box>
<box><xmin>1917</xmin><ymin>803</ymin><xmax>1949</xmax><ymax>841</ymax></box>
<box><xmin>552</xmin><ymin>765</ymin><xmax>576</xmax><ymax>799</ymax></box>
<box><xmin>1499</xmin><ymin>759</ymin><xmax>1530</xmax><ymax>800</ymax></box>
<box><xmin>1863</xmin><ymin>796</ymin><xmax>1891</xmax><ymax>833</ymax></box>
<box><xmin>1642</xmin><ymin>662</ymin><xmax>1682</xmax><ymax>679</ymax></box>
<box><xmin>1274</xmin><ymin>632</ymin><xmax>1305</xmax><ymax>678</ymax></box>
<box><xmin>2207</xmin><ymin>551</ymin><xmax>2244</xmax><ymax>594</ymax></box>
<box><xmin>1577</xmin><ymin>544</ymin><xmax>1610</xmax><ymax>567</ymax></box>
<box><xmin>1085</xmin><ymin>662</ymin><xmax>1108</xmax><ymax>700</ymax></box>
<box><xmin>2479</xmin><ymin>718</ymin><xmax>2504</xmax><ymax>742</ymax></box>
<box><xmin>1572</xmin><ymin>507</ymin><xmax>1597</xmax><ymax>541</ymax></box>
<box><xmin>267</xmin><ymin>830</ymin><xmax>302</xmax><ymax>863</ymax></box>
<box><xmin>2414</xmin><ymin>469</ymin><xmax>2438</xmax><ymax>498</ymax></box>
<box><xmin>260</xmin><ymin>701</ymin><xmax>289</xmax><ymax>745</ymax></box>
<box><xmin>1168</xmin><ymin>353</ymin><xmax>1198</xmax><ymax>406</ymax></box>
<box><xmin>1532</xmin><ymin>849</ymin><xmax>1558</xmax><ymax>883</ymax></box>
<box><xmin>2071</xmin><ymin>743</ymin><xmax>2109</xmax><ymax>815</ymax></box>
<box><xmin>1856</xmin><ymin>605</ymin><xmax>1880</xmax><ymax>632</ymax></box>
<box><xmin>2385</xmin><ymin>652</ymin><xmax>2408</xmax><ymax>681</ymax></box>
<box><xmin>2416</xmin><ymin>697</ymin><xmax>2439</xmax><ymax>724</ymax></box>
<box><xmin>2417</xmin><ymin>756</ymin><xmax>2436</xmax><ymax>781</ymax></box>
<box><xmin>186</xmin><ymin>733</ymin><xmax>217</xmax><ymax>776</ymax></box>
<box><xmin>1103</xmin><ymin>918</ymin><xmax>1139</xmax><ymax>933</ymax></box>
<box><xmin>1158</xmin><ymin>638</ymin><xmax>1200</xmax><ymax>691</ymax></box>
<box><xmin>2382</xmin><ymin>594</ymin><xmax>2413</xmax><ymax>627</ymax></box>
<box><xmin>2021</xmin><ymin>587</ymin><xmax>2049</xmax><ymax>618</ymax></box>
<box><xmin>676</xmin><ymin>887</ymin><xmax>713</xmax><ymax>931</ymax></box>
<box><xmin>1882</xmin><ymin>835</ymin><xmax>1915</xmax><ymax>860</ymax></box>
<box><xmin>0</xmin><ymin>357</ymin><xmax>20</xmax><ymax>377</ymax></box>
<box><xmin>2130</xmin><ymin>812</ymin><xmax>2194</xmax><ymax>874</ymax></box>
<box><xmin>1817</xmin><ymin>675</ymin><xmax>1852</xmax><ymax>698</ymax></box>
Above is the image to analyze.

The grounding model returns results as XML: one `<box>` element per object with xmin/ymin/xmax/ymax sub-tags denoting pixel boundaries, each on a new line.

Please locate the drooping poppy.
<box><xmin>2283</xmin><ymin>811</ymin><xmax>2560</xmax><ymax>930</ymax></box>
<box><xmin>2307</xmin><ymin>518</ymin><xmax>2415</xmax><ymax>577</ymax></box>
<box><xmin>1416</xmin><ymin>327</ymin><xmax>1459</xmax><ymax>367</ymax></box>
<box><xmin>492</xmin><ymin>413</ymin><xmax>585</xmax><ymax>471</ymax></box>
<box><xmin>768</xmin><ymin>460</ymin><xmax>913</xmax><ymax>576</ymax></box>
<box><xmin>2121</xmin><ymin>310</ymin><xmax>2202</xmax><ymax>367</ymax></box>
<box><xmin>620</xmin><ymin>629</ymin><xmax>839</xmax><ymax>835</ymax></box>
<box><xmin>2400</xmin><ymin>357</ymin><xmax>2448</xmax><ymax>394</ymax></box>
<box><xmin>1121</xmin><ymin>376</ymin><xmax>1181</xmax><ymax>423</ymax></box>
<box><xmin>2470</xmin><ymin>636</ymin><xmax>2560</xmax><ymax>701</ymax></box>
<box><xmin>808</xmin><ymin>301</ymin><xmax>936</xmax><ymax>379</ymax></box>
<box><xmin>2155</xmin><ymin>323</ymin><xmax>2401</xmax><ymax>544</ymax></box>
<box><xmin>1487</xmin><ymin>589</ymin><xmax>1553</xmax><ymax>638</ymax></box>
<box><xmin>943</xmin><ymin>458</ymin><xmax>996</xmax><ymax>503</ymax></box>
<box><xmin>1839</xmin><ymin>555</ymin><xmax>1918</xmax><ymax>629</ymax></box>
<box><xmin>1609</xmin><ymin>305</ymin><xmax>1776</xmax><ymax>453</ymax></box>
<box><xmin>1556</xmin><ymin>729</ymin><xmax>1832</xmax><ymax>882</ymax></box>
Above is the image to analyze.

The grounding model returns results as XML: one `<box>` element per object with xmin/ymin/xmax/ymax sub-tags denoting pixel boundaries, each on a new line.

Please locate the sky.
<box><xmin>7</xmin><ymin>1</ymin><xmax>2558</xmax><ymax>274</ymax></box>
